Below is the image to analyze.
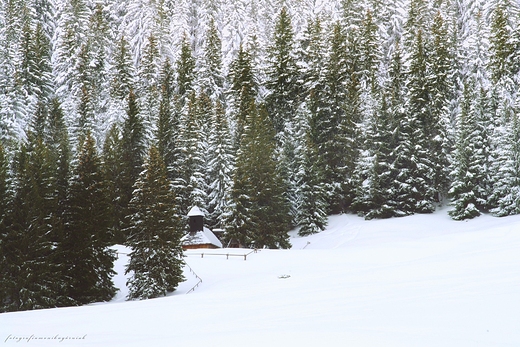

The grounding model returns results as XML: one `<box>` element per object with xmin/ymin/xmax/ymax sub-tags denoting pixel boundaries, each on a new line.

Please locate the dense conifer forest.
<box><xmin>1</xmin><ymin>0</ymin><xmax>520</xmax><ymax>311</ymax></box>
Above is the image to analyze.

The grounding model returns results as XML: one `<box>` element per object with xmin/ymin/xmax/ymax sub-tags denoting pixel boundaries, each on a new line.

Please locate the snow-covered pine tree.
<box><xmin>395</xmin><ymin>28</ymin><xmax>436</xmax><ymax>215</ymax></box>
<box><xmin>428</xmin><ymin>11</ymin><xmax>454</xmax><ymax>203</ymax></box>
<box><xmin>352</xmin><ymin>8</ymin><xmax>387</xmax><ymax>217</ymax></box>
<box><xmin>125</xmin><ymin>146</ymin><xmax>184</xmax><ymax>300</ymax></box>
<box><xmin>1</xmin><ymin>131</ymin><xmax>61</xmax><ymax>311</ymax></box>
<box><xmin>224</xmin><ymin>101</ymin><xmax>291</xmax><ymax>249</ymax></box>
<box><xmin>176</xmin><ymin>35</ymin><xmax>196</xmax><ymax>103</ymax></box>
<box><xmin>137</xmin><ymin>34</ymin><xmax>161</xmax><ymax>144</ymax></box>
<box><xmin>265</xmin><ymin>6</ymin><xmax>300</xmax><ymax>135</ymax></box>
<box><xmin>449</xmin><ymin>81</ymin><xmax>484</xmax><ymax>220</ymax></box>
<box><xmin>176</xmin><ymin>92</ymin><xmax>209</xmax><ymax>218</ymax></box>
<box><xmin>353</xmin><ymin>91</ymin><xmax>397</xmax><ymax>220</ymax></box>
<box><xmin>489</xmin><ymin>95</ymin><xmax>520</xmax><ymax>217</ymax></box>
<box><xmin>227</xmin><ymin>44</ymin><xmax>257</xmax><ymax>148</ymax></box>
<box><xmin>198</xmin><ymin>18</ymin><xmax>224</xmax><ymax>102</ymax></box>
<box><xmin>155</xmin><ymin>59</ymin><xmax>180</xmax><ymax>179</ymax></box>
<box><xmin>110</xmin><ymin>35</ymin><xmax>136</xmax><ymax>102</ymax></box>
<box><xmin>62</xmin><ymin>133</ymin><xmax>117</xmax><ymax>305</ymax></box>
<box><xmin>317</xmin><ymin>21</ymin><xmax>357</xmax><ymax>213</ymax></box>
<box><xmin>488</xmin><ymin>0</ymin><xmax>514</xmax><ymax>85</ymax></box>
<box><xmin>106</xmin><ymin>34</ymin><xmax>136</xmax><ymax>134</ymax></box>
<box><xmin>102</xmin><ymin>124</ymin><xmax>125</xmax><ymax>243</ymax></box>
<box><xmin>119</xmin><ymin>90</ymin><xmax>146</xmax><ymax>239</ymax></box>
<box><xmin>294</xmin><ymin>102</ymin><xmax>328</xmax><ymax>236</ymax></box>
<box><xmin>206</xmin><ymin>101</ymin><xmax>234</xmax><ymax>230</ymax></box>
<box><xmin>264</xmin><ymin>7</ymin><xmax>301</xmax><ymax>226</ymax></box>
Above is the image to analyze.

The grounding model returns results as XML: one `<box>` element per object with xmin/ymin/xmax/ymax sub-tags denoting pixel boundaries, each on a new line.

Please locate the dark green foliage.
<box><xmin>201</xmin><ymin>19</ymin><xmax>224</xmax><ymax>102</ymax></box>
<box><xmin>265</xmin><ymin>7</ymin><xmax>300</xmax><ymax>134</ymax></box>
<box><xmin>1</xmin><ymin>136</ymin><xmax>61</xmax><ymax>311</ymax></box>
<box><xmin>62</xmin><ymin>133</ymin><xmax>117</xmax><ymax>305</ymax></box>
<box><xmin>228</xmin><ymin>45</ymin><xmax>257</xmax><ymax>147</ymax></box>
<box><xmin>0</xmin><ymin>144</ymin><xmax>11</xmax><ymax>310</ymax></box>
<box><xmin>449</xmin><ymin>82</ymin><xmax>483</xmax><ymax>220</ymax></box>
<box><xmin>119</xmin><ymin>89</ymin><xmax>146</xmax><ymax>237</ymax></box>
<box><xmin>206</xmin><ymin>101</ymin><xmax>234</xmax><ymax>230</ymax></box>
<box><xmin>102</xmin><ymin>124</ymin><xmax>125</xmax><ymax>243</ymax></box>
<box><xmin>225</xmin><ymin>102</ymin><xmax>291</xmax><ymax>249</ymax></box>
<box><xmin>395</xmin><ymin>29</ymin><xmax>436</xmax><ymax>215</ymax></box>
<box><xmin>296</xmin><ymin>121</ymin><xmax>328</xmax><ymax>236</ymax></box>
<box><xmin>125</xmin><ymin>146</ymin><xmax>185</xmax><ymax>300</ymax></box>
<box><xmin>310</xmin><ymin>22</ymin><xmax>357</xmax><ymax>213</ymax></box>
<box><xmin>111</xmin><ymin>35</ymin><xmax>135</xmax><ymax>100</ymax></box>
<box><xmin>489</xmin><ymin>0</ymin><xmax>514</xmax><ymax>84</ymax></box>
<box><xmin>176</xmin><ymin>36</ymin><xmax>196</xmax><ymax>100</ymax></box>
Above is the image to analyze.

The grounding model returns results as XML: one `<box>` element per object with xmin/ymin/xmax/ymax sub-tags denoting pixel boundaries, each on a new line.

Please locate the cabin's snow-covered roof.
<box><xmin>181</xmin><ymin>227</ymin><xmax>223</xmax><ymax>248</ymax></box>
<box><xmin>187</xmin><ymin>206</ymin><xmax>204</xmax><ymax>217</ymax></box>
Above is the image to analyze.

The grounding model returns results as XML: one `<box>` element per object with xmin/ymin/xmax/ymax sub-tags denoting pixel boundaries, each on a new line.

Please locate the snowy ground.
<box><xmin>2</xmin><ymin>208</ymin><xmax>520</xmax><ymax>346</ymax></box>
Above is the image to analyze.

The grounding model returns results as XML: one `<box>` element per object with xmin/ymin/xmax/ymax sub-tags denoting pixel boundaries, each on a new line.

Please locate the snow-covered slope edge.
<box><xmin>1</xmin><ymin>210</ymin><xmax>520</xmax><ymax>347</ymax></box>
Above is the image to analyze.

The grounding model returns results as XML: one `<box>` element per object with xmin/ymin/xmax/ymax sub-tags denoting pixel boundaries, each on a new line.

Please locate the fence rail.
<box><xmin>186</xmin><ymin>249</ymin><xmax>258</xmax><ymax>261</ymax></box>
<box><xmin>184</xmin><ymin>261</ymin><xmax>203</xmax><ymax>294</ymax></box>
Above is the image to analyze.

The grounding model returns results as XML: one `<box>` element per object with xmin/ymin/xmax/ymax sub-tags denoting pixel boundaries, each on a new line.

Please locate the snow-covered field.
<box><xmin>2</xmin><ymin>208</ymin><xmax>520</xmax><ymax>346</ymax></box>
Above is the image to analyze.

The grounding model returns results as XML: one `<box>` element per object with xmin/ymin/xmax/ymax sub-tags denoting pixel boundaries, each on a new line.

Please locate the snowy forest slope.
<box><xmin>2</xmin><ymin>0</ymin><xmax>520</xmax><ymax>226</ymax></box>
<box><xmin>2</xmin><ymin>211</ymin><xmax>520</xmax><ymax>346</ymax></box>
<box><xmin>3</xmin><ymin>0</ymin><xmax>520</xmax><ymax>312</ymax></box>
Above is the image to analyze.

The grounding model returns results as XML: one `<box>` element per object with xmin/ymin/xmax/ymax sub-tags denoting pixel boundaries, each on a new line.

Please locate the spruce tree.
<box><xmin>110</xmin><ymin>35</ymin><xmax>135</xmax><ymax>101</ymax></box>
<box><xmin>200</xmin><ymin>19</ymin><xmax>224</xmax><ymax>102</ymax></box>
<box><xmin>315</xmin><ymin>21</ymin><xmax>357</xmax><ymax>213</ymax></box>
<box><xmin>265</xmin><ymin>6</ymin><xmax>300</xmax><ymax>135</ymax></box>
<box><xmin>206</xmin><ymin>101</ymin><xmax>234</xmax><ymax>229</ymax></box>
<box><xmin>177</xmin><ymin>93</ymin><xmax>209</xmax><ymax>216</ymax></box>
<box><xmin>294</xmin><ymin>103</ymin><xmax>328</xmax><ymax>235</ymax></box>
<box><xmin>225</xmin><ymin>102</ymin><xmax>291</xmax><ymax>249</ymax></box>
<box><xmin>448</xmin><ymin>81</ymin><xmax>482</xmax><ymax>220</ymax></box>
<box><xmin>428</xmin><ymin>11</ymin><xmax>453</xmax><ymax>202</ymax></box>
<box><xmin>1</xmin><ymin>135</ymin><xmax>60</xmax><ymax>311</ymax></box>
<box><xmin>489</xmin><ymin>94</ymin><xmax>520</xmax><ymax>217</ymax></box>
<box><xmin>396</xmin><ymin>29</ymin><xmax>436</xmax><ymax>214</ymax></box>
<box><xmin>125</xmin><ymin>146</ymin><xmax>185</xmax><ymax>300</ymax></box>
<box><xmin>228</xmin><ymin>44</ymin><xmax>257</xmax><ymax>147</ymax></box>
<box><xmin>176</xmin><ymin>35</ymin><xmax>196</xmax><ymax>102</ymax></box>
<box><xmin>102</xmin><ymin>124</ymin><xmax>125</xmax><ymax>243</ymax></box>
<box><xmin>62</xmin><ymin>133</ymin><xmax>117</xmax><ymax>305</ymax></box>
<box><xmin>156</xmin><ymin>59</ymin><xmax>181</xmax><ymax>182</ymax></box>
<box><xmin>119</xmin><ymin>89</ymin><xmax>146</xmax><ymax>238</ymax></box>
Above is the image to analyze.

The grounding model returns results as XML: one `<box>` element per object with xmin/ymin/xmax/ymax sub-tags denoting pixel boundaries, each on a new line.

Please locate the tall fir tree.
<box><xmin>428</xmin><ymin>11</ymin><xmax>453</xmax><ymax>202</ymax></box>
<box><xmin>294</xmin><ymin>102</ymin><xmax>328</xmax><ymax>235</ymax></box>
<box><xmin>265</xmin><ymin>6</ymin><xmax>300</xmax><ymax>135</ymax></box>
<box><xmin>395</xmin><ymin>29</ymin><xmax>436</xmax><ymax>214</ymax></box>
<box><xmin>199</xmin><ymin>19</ymin><xmax>224</xmax><ymax>102</ymax></box>
<box><xmin>206</xmin><ymin>101</ymin><xmax>234</xmax><ymax>229</ymax></box>
<box><xmin>62</xmin><ymin>133</ymin><xmax>117</xmax><ymax>305</ymax></box>
<box><xmin>176</xmin><ymin>35</ymin><xmax>196</xmax><ymax>102</ymax></box>
<box><xmin>102</xmin><ymin>124</ymin><xmax>125</xmax><ymax>243</ymax></box>
<box><xmin>489</xmin><ymin>95</ymin><xmax>520</xmax><ymax>217</ymax></box>
<box><xmin>225</xmin><ymin>102</ymin><xmax>291</xmax><ymax>249</ymax></box>
<box><xmin>119</xmin><ymin>89</ymin><xmax>146</xmax><ymax>238</ymax></box>
<box><xmin>125</xmin><ymin>146</ymin><xmax>185</xmax><ymax>300</ymax></box>
<box><xmin>449</xmin><ymin>81</ymin><xmax>484</xmax><ymax>220</ymax></box>
<box><xmin>1</xmin><ymin>134</ymin><xmax>61</xmax><ymax>311</ymax></box>
<box><xmin>227</xmin><ymin>44</ymin><xmax>257</xmax><ymax>148</ymax></box>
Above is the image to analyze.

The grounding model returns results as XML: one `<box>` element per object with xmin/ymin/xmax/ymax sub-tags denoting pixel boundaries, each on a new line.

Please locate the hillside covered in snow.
<box><xmin>2</xmin><ymin>211</ymin><xmax>520</xmax><ymax>346</ymax></box>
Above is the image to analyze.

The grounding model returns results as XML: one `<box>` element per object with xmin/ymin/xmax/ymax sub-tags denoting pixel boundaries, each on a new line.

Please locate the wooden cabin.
<box><xmin>181</xmin><ymin>206</ymin><xmax>223</xmax><ymax>250</ymax></box>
